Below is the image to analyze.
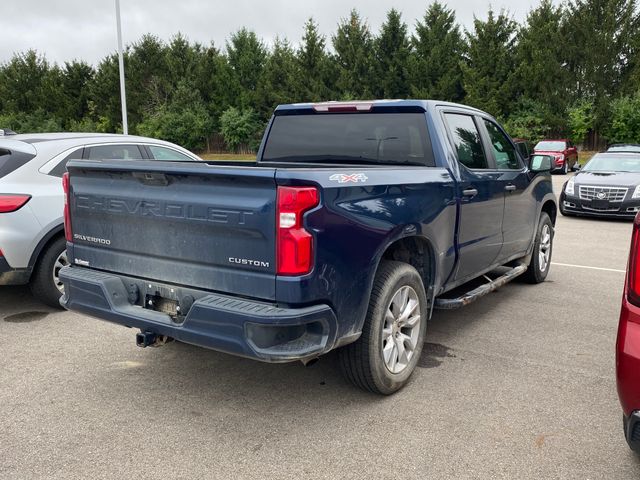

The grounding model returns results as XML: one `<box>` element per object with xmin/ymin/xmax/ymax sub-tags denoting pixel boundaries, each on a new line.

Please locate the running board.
<box><xmin>434</xmin><ymin>265</ymin><xmax>528</xmax><ymax>310</ymax></box>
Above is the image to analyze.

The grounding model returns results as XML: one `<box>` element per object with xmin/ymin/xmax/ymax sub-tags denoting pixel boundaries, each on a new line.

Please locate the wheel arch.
<box><xmin>28</xmin><ymin>224</ymin><xmax>65</xmax><ymax>271</ymax></box>
<box><xmin>541</xmin><ymin>198</ymin><xmax>557</xmax><ymax>225</ymax></box>
<box><xmin>376</xmin><ymin>234</ymin><xmax>437</xmax><ymax>303</ymax></box>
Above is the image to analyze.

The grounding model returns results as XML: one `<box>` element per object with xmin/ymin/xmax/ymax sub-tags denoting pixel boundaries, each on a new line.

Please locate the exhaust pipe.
<box><xmin>136</xmin><ymin>331</ymin><xmax>173</xmax><ymax>348</ymax></box>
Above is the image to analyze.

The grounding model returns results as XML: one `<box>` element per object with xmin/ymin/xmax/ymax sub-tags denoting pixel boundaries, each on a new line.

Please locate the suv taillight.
<box><xmin>276</xmin><ymin>186</ymin><xmax>319</xmax><ymax>276</ymax></box>
<box><xmin>62</xmin><ymin>173</ymin><xmax>72</xmax><ymax>242</ymax></box>
<box><xmin>0</xmin><ymin>194</ymin><xmax>31</xmax><ymax>213</ymax></box>
<box><xmin>627</xmin><ymin>215</ymin><xmax>640</xmax><ymax>307</ymax></box>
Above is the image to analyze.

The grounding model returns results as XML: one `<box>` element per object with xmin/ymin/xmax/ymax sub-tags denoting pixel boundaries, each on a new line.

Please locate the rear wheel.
<box><xmin>29</xmin><ymin>236</ymin><xmax>67</xmax><ymax>308</ymax></box>
<box><xmin>522</xmin><ymin>213</ymin><xmax>553</xmax><ymax>284</ymax></box>
<box><xmin>338</xmin><ymin>261</ymin><xmax>427</xmax><ymax>394</ymax></box>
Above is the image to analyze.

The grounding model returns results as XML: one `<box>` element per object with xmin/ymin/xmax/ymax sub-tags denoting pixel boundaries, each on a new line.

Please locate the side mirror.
<box><xmin>529</xmin><ymin>154</ymin><xmax>552</xmax><ymax>173</ymax></box>
<box><xmin>572</xmin><ymin>163</ymin><xmax>581</xmax><ymax>171</ymax></box>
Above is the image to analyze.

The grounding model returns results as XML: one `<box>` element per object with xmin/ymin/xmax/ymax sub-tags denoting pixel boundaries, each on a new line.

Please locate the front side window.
<box><xmin>444</xmin><ymin>113</ymin><xmax>487</xmax><ymax>169</ymax></box>
<box><xmin>483</xmin><ymin>120</ymin><xmax>521</xmax><ymax>170</ymax></box>
<box><xmin>86</xmin><ymin>145</ymin><xmax>144</xmax><ymax>160</ymax></box>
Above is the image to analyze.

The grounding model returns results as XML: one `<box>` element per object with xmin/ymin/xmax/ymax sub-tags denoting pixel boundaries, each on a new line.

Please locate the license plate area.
<box><xmin>590</xmin><ymin>199</ymin><xmax>610</xmax><ymax>209</ymax></box>
<box><xmin>146</xmin><ymin>294</ymin><xmax>179</xmax><ymax>316</ymax></box>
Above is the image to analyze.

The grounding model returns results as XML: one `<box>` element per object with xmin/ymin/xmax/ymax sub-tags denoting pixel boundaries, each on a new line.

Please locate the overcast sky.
<box><xmin>2</xmin><ymin>0</ymin><xmax>544</xmax><ymax>65</ymax></box>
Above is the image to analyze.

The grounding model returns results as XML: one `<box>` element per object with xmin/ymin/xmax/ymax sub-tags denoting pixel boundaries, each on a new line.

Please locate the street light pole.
<box><xmin>115</xmin><ymin>0</ymin><xmax>128</xmax><ymax>135</ymax></box>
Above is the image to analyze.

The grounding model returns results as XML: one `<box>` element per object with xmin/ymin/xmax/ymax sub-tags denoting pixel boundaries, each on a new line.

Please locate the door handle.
<box><xmin>462</xmin><ymin>188</ymin><xmax>478</xmax><ymax>198</ymax></box>
<box><xmin>505</xmin><ymin>184</ymin><xmax>516</xmax><ymax>192</ymax></box>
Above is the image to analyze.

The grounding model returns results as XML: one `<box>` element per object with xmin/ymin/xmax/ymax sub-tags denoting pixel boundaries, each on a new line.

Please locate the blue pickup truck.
<box><xmin>59</xmin><ymin>100</ymin><xmax>557</xmax><ymax>394</ymax></box>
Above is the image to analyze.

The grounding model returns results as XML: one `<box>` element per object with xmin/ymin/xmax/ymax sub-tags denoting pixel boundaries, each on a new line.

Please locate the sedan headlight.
<box><xmin>632</xmin><ymin>185</ymin><xmax>640</xmax><ymax>199</ymax></box>
<box><xmin>565</xmin><ymin>177</ymin><xmax>575</xmax><ymax>195</ymax></box>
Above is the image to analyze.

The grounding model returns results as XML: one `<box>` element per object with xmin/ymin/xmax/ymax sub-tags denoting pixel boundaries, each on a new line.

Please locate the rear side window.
<box><xmin>148</xmin><ymin>145</ymin><xmax>195</xmax><ymax>161</ymax></box>
<box><xmin>49</xmin><ymin>148</ymin><xmax>83</xmax><ymax>178</ymax></box>
<box><xmin>444</xmin><ymin>113</ymin><xmax>487</xmax><ymax>169</ymax></box>
<box><xmin>86</xmin><ymin>145</ymin><xmax>144</xmax><ymax>160</ymax></box>
<box><xmin>262</xmin><ymin>113</ymin><xmax>434</xmax><ymax>166</ymax></box>
<box><xmin>483</xmin><ymin>120</ymin><xmax>521</xmax><ymax>170</ymax></box>
<box><xmin>0</xmin><ymin>149</ymin><xmax>37</xmax><ymax>178</ymax></box>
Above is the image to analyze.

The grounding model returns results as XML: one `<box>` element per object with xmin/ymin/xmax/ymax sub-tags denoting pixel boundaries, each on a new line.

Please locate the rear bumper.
<box><xmin>0</xmin><ymin>257</ymin><xmax>31</xmax><ymax>285</ymax></box>
<box><xmin>59</xmin><ymin>266</ymin><xmax>338</xmax><ymax>363</ymax></box>
<box><xmin>624</xmin><ymin>412</ymin><xmax>640</xmax><ymax>452</ymax></box>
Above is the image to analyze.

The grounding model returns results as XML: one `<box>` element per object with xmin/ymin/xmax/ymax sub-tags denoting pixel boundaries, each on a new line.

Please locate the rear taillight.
<box><xmin>62</xmin><ymin>173</ymin><xmax>72</xmax><ymax>242</ymax></box>
<box><xmin>627</xmin><ymin>215</ymin><xmax>640</xmax><ymax>307</ymax></box>
<box><xmin>276</xmin><ymin>186</ymin><xmax>319</xmax><ymax>276</ymax></box>
<box><xmin>0</xmin><ymin>194</ymin><xmax>31</xmax><ymax>213</ymax></box>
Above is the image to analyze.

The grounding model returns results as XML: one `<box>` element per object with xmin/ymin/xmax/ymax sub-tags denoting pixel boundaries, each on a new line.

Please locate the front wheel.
<box><xmin>562</xmin><ymin>160</ymin><xmax>569</xmax><ymax>174</ymax></box>
<box><xmin>522</xmin><ymin>212</ymin><xmax>553</xmax><ymax>284</ymax></box>
<box><xmin>338</xmin><ymin>261</ymin><xmax>428</xmax><ymax>394</ymax></box>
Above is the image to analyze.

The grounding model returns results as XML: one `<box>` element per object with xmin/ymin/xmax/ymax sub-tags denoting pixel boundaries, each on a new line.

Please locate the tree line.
<box><xmin>1</xmin><ymin>0</ymin><xmax>639</xmax><ymax>152</ymax></box>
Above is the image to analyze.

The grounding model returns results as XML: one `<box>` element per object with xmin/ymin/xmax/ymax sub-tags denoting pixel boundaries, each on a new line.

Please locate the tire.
<box><xmin>522</xmin><ymin>212</ymin><xmax>553</xmax><ymax>284</ymax></box>
<box><xmin>338</xmin><ymin>260</ymin><xmax>428</xmax><ymax>395</ymax></box>
<box><xmin>29</xmin><ymin>236</ymin><xmax>68</xmax><ymax>308</ymax></box>
<box><xmin>562</xmin><ymin>160</ymin><xmax>569</xmax><ymax>174</ymax></box>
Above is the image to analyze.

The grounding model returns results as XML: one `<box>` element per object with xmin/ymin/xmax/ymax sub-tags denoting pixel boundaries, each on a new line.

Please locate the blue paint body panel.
<box><xmin>61</xmin><ymin>100</ymin><xmax>556</xmax><ymax>362</ymax></box>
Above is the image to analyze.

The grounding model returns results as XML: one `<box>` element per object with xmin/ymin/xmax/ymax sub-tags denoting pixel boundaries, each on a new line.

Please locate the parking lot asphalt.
<box><xmin>2</xmin><ymin>174</ymin><xmax>640</xmax><ymax>479</ymax></box>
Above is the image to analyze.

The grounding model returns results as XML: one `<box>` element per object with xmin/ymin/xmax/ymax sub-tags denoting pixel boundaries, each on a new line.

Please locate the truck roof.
<box><xmin>275</xmin><ymin>99</ymin><xmax>487</xmax><ymax>116</ymax></box>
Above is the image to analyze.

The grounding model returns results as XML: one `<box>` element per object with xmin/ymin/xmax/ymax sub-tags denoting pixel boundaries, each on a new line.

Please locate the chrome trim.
<box><xmin>578</xmin><ymin>185</ymin><xmax>628</xmax><ymax>202</ymax></box>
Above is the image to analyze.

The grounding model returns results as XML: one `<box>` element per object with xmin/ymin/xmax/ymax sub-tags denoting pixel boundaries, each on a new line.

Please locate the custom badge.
<box><xmin>329</xmin><ymin>173</ymin><xmax>368</xmax><ymax>184</ymax></box>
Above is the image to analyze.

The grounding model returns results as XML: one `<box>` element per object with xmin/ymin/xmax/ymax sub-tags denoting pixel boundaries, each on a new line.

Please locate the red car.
<box><xmin>533</xmin><ymin>139</ymin><xmax>579</xmax><ymax>174</ymax></box>
<box><xmin>617</xmin><ymin>213</ymin><xmax>640</xmax><ymax>453</ymax></box>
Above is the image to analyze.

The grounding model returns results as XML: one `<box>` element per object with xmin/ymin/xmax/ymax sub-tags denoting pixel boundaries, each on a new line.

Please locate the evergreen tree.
<box><xmin>563</xmin><ymin>0</ymin><xmax>637</xmax><ymax>129</ymax></box>
<box><xmin>510</xmin><ymin>0</ymin><xmax>568</xmax><ymax>132</ymax></box>
<box><xmin>296</xmin><ymin>18</ymin><xmax>333</xmax><ymax>101</ymax></box>
<box><xmin>256</xmin><ymin>38</ymin><xmax>299</xmax><ymax>118</ymax></box>
<box><xmin>410</xmin><ymin>2</ymin><xmax>465</xmax><ymax>101</ymax></box>
<box><xmin>332</xmin><ymin>9</ymin><xmax>374</xmax><ymax>98</ymax></box>
<box><xmin>461</xmin><ymin>9</ymin><xmax>518</xmax><ymax>118</ymax></box>
<box><xmin>374</xmin><ymin>9</ymin><xmax>410</xmax><ymax>98</ymax></box>
<box><xmin>226</xmin><ymin>28</ymin><xmax>267</xmax><ymax>109</ymax></box>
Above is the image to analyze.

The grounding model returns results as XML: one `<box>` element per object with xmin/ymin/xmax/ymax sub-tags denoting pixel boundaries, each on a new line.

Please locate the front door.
<box><xmin>480</xmin><ymin>118</ymin><xmax>538</xmax><ymax>260</ymax></box>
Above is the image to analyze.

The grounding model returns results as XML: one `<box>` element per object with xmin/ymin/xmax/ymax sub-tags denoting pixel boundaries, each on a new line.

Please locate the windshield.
<box><xmin>262</xmin><ymin>113</ymin><xmax>434</xmax><ymax>166</ymax></box>
<box><xmin>582</xmin><ymin>154</ymin><xmax>640</xmax><ymax>172</ymax></box>
<box><xmin>608</xmin><ymin>145</ymin><xmax>640</xmax><ymax>153</ymax></box>
<box><xmin>535</xmin><ymin>141</ymin><xmax>566</xmax><ymax>151</ymax></box>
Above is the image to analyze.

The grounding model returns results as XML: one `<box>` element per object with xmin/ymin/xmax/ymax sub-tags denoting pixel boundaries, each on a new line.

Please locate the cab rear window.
<box><xmin>262</xmin><ymin>113</ymin><xmax>435</xmax><ymax>166</ymax></box>
<box><xmin>0</xmin><ymin>149</ymin><xmax>37</xmax><ymax>178</ymax></box>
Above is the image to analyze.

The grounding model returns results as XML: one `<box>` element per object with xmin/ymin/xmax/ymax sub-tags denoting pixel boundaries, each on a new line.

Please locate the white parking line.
<box><xmin>551</xmin><ymin>262</ymin><xmax>625</xmax><ymax>273</ymax></box>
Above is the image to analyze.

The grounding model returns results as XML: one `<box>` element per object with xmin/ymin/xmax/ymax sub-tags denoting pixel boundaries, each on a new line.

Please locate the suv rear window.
<box><xmin>262</xmin><ymin>113</ymin><xmax>434</xmax><ymax>166</ymax></box>
<box><xmin>0</xmin><ymin>149</ymin><xmax>37</xmax><ymax>178</ymax></box>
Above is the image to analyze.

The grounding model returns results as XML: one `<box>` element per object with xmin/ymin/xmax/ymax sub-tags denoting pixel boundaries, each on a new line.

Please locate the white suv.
<box><xmin>0</xmin><ymin>132</ymin><xmax>201</xmax><ymax>307</ymax></box>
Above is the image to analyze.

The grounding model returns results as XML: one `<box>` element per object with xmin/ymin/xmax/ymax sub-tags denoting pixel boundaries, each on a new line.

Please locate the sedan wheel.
<box><xmin>53</xmin><ymin>249</ymin><xmax>69</xmax><ymax>293</ymax></box>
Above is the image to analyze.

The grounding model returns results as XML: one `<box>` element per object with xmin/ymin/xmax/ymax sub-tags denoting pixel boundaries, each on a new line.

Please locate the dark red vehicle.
<box><xmin>617</xmin><ymin>213</ymin><xmax>640</xmax><ymax>453</ymax></box>
<box><xmin>533</xmin><ymin>139</ymin><xmax>578</xmax><ymax>174</ymax></box>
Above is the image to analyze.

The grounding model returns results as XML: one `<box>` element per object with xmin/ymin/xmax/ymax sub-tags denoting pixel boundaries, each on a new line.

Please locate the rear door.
<box><xmin>442</xmin><ymin>111</ymin><xmax>505</xmax><ymax>282</ymax></box>
<box><xmin>67</xmin><ymin>161</ymin><xmax>278</xmax><ymax>300</ymax></box>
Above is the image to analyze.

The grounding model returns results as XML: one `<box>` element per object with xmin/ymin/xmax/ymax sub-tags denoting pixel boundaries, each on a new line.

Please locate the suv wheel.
<box><xmin>562</xmin><ymin>160</ymin><xmax>569</xmax><ymax>174</ymax></box>
<box><xmin>522</xmin><ymin>213</ymin><xmax>553</xmax><ymax>284</ymax></box>
<box><xmin>30</xmin><ymin>236</ymin><xmax>67</xmax><ymax>308</ymax></box>
<box><xmin>338</xmin><ymin>260</ymin><xmax>428</xmax><ymax>394</ymax></box>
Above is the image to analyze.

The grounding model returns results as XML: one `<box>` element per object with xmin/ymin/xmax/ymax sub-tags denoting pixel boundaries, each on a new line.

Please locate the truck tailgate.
<box><xmin>66</xmin><ymin>160</ymin><xmax>277</xmax><ymax>300</ymax></box>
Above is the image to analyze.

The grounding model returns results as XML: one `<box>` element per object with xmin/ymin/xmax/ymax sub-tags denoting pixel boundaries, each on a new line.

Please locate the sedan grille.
<box><xmin>579</xmin><ymin>185</ymin><xmax>628</xmax><ymax>202</ymax></box>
